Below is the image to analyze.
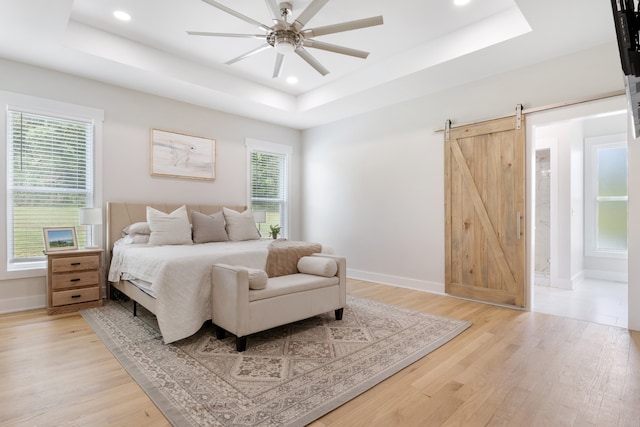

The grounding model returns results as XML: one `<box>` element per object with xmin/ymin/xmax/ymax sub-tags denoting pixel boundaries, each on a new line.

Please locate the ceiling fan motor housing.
<box><xmin>268</xmin><ymin>29</ymin><xmax>302</xmax><ymax>53</ymax></box>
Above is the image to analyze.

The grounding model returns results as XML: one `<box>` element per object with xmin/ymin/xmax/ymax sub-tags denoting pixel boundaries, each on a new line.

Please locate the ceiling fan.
<box><xmin>187</xmin><ymin>0</ymin><xmax>383</xmax><ymax>78</ymax></box>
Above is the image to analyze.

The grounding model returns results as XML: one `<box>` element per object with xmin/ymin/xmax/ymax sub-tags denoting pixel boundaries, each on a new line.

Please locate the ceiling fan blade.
<box><xmin>295</xmin><ymin>47</ymin><xmax>329</xmax><ymax>76</ymax></box>
<box><xmin>273</xmin><ymin>53</ymin><xmax>285</xmax><ymax>78</ymax></box>
<box><xmin>201</xmin><ymin>0</ymin><xmax>271</xmax><ymax>32</ymax></box>
<box><xmin>225</xmin><ymin>44</ymin><xmax>271</xmax><ymax>65</ymax></box>
<box><xmin>303</xmin><ymin>39</ymin><xmax>369</xmax><ymax>59</ymax></box>
<box><xmin>264</xmin><ymin>0</ymin><xmax>281</xmax><ymax>21</ymax></box>
<box><xmin>187</xmin><ymin>31</ymin><xmax>266</xmax><ymax>39</ymax></box>
<box><xmin>303</xmin><ymin>16</ymin><xmax>383</xmax><ymax>37</ymax></box>
<box><xmin>293</xmin><ymin>0</ymin><xmax>330</xmax><ymax>31</ymax></box>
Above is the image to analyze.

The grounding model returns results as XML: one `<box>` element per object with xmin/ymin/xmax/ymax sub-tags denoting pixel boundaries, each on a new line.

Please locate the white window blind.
<box><xmin>248</xmin><ymin>142</ymin><xmax>289</xmax><ymax>238</ymax></box>
<box><xmin>7</xmin><ymin>110</ymin><xmax>94</xmax><ymax>264</ymax></box>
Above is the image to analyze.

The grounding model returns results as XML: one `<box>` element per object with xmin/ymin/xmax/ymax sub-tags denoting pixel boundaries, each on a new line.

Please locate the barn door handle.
<box><xmin>516</xmin><ymin>212</ymin><xmax>521</xmax><ymax>239</ymax></box>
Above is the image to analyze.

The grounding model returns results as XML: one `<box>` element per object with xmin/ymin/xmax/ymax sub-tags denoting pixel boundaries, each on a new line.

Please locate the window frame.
<box><xmin>584</xmin><ymin>133</ymin><xmax>628</xmax><ymax>259</ymax></box>
<box><xmin>1</xmin><ymin>91</ymin><xmax>103</xmax><ymax>278</ymax></box>
<box><xmin>245</xmin><ymin>138</ymin><xmax>291</xmax><ymax>238</ymax></box>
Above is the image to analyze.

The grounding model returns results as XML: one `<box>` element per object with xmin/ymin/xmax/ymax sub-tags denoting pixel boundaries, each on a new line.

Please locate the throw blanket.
<box><xmin>265</xmin><ymin>239</ymin><xmax>322</xmax><ymax>277</ymax></box>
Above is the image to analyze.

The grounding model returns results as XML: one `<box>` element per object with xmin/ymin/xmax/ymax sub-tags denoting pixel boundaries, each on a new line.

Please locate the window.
<box><xmin>584</xmin><ymin>134</ymin><xmax>628</xmax><ymax>258</ymax></box>
<box><xmin>246</xmin><ymin>139</ymin><xmax>291</xmax><ymax>238</ymax></box>
<box><xmin>2</xmin><ymin>92</ymin><xmax>103</xmax><ymax>273</ymax></box>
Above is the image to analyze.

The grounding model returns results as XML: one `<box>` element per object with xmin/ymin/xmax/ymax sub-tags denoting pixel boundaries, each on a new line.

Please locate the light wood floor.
<box><xmin>1</xmin><ymin>279</ymin><xmax>638</xmax><ymax>426</ymax></box>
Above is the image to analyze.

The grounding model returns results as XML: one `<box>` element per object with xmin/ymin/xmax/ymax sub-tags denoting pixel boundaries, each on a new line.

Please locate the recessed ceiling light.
<box><xmin>454</xmin><ymin>0</ymin><xmax>471</xmax><ymax>6</ymax></box>
<box><xmin>113</xmin><ymin>10</ymin><xmax>131</xmax><ymax>21</ymax></box>
<box><xmin>286</xmin><ymin>76</ymin><xmax>298</xmax><ymax>85</ymax></box>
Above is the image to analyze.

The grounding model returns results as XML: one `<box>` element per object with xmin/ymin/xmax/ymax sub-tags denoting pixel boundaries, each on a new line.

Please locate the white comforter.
<box><xmin>108</xmin><ymin>240</ymin><xmax>272</xmax><ymax>343</ymax></box>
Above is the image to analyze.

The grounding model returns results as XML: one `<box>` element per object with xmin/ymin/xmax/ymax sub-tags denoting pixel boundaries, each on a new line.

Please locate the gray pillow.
<box><xmin>191</xmin><ymin>210</ymin><xmax>229</xmax><ymax>243</ymax></box>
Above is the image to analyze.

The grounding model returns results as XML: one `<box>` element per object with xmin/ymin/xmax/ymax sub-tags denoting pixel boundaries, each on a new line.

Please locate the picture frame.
<box><xmin>150</xmin><ymin>129</ymin><xmax>216</xmax><ymax>180</ymax></box>
<box><xmin>43</xmin><ymin>227</ymin><xmax>78</xmax><ymax>252</ymax></box>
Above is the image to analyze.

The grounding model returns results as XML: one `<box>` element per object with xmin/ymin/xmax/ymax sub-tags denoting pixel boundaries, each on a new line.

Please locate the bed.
<box><xmin>106</xmin><ymin>201</ymin><xmax>323</xmax><ymax>344</ymax></box>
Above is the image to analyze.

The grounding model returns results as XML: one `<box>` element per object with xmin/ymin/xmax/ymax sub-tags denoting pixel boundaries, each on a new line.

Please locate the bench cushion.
<box><xmin>249</xmin><ymin>273</ymin><xmax>339</xmax><ymax>302</ymax></box>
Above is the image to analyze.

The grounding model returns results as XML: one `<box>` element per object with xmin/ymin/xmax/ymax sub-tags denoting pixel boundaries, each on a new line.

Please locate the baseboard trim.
<box><xmin>0</xmin><ymin>294</ymin><xmax>46</xmax><ymax>314</ymax></box>
<box><xmin>584</xmin><ymin>269</ymin><xmax>628</xmax><ymax>283</ymax></box>
<box><xmin>347</xmin><ymin>269</ymin><xmax>445</xmax><ymax>295</ymax></box>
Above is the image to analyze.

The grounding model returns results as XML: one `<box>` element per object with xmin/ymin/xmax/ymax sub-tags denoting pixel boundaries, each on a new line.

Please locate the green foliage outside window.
<box><xmin>8</xmin><ymin>111</ymin><xmax>93</xmax><ymax>261</ymax></box>
<box><xmin>250</xmin><ymin>150</ymin><xmax>287</xmax><ymax>238</ymax></box>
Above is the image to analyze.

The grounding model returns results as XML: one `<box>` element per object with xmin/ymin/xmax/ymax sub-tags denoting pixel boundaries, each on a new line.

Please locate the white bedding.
<box><xmin>108</xmin><ymin>239</ymin><xmax>272</xmax><ymax>343</ymax></box>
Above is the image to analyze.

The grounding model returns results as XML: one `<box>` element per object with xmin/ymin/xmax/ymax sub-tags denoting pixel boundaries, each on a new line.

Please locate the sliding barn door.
<box><xmin>444</xmin><ymin>116</ymin><xmax>526</xmax><ymax>307</ymax></box>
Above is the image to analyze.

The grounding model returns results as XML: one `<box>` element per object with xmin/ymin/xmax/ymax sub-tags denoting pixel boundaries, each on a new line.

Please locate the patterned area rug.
<box><xmin>81</xmin><ymin>296</ymin><xmax>471</xmax><ymax>426</ymax></box>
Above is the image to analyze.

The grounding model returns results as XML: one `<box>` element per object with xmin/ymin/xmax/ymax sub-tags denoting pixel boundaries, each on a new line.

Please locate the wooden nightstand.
<box><xmin>46</xmin><ymin>248</ymin><xmax>104</xmax><ymax>315</ymax></box>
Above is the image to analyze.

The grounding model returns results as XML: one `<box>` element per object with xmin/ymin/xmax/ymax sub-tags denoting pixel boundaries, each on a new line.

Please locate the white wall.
<box><xmin>534</xmin><ymin>123</ymin><xmax>577</xmax><ymax>288</ymax></box>
<box><xmin>302</xmin><ymin>42</ymin><xmax>640</xmax><ymax>331</ymax></box>
<box><xmin>303</xmin><ymin>114</ymin><xmax>444</xmax><ymax>292</ymax></box>
<box><xmin>629</xmin><ymin>125</ymin><xmax>640</xmax><ymax>330</ymax></box>
<box><xmin>0</xmin><ymin>58</ymin><xmax>302</xmax><ymax>313</ymax></box>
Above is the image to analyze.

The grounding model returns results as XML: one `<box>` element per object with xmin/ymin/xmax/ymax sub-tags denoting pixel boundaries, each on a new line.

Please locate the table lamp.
<box><xmin>80</xmin><ymin>207</ymin><xmax>102</xmax><ymax>249</ymax></box>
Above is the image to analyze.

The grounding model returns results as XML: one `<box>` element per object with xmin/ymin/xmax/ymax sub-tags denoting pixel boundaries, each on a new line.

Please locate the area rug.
<box><xmin>81</xmin><ymin>296</ymin><xmax>471</xmax><ymax>426</ymax></box>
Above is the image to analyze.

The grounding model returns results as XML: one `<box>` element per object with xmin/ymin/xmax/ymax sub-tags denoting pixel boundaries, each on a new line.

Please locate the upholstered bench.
<box><xmin>212</xmin><ymin>254</ymin><xmax>346</xmax><ymax>351</ymax></box>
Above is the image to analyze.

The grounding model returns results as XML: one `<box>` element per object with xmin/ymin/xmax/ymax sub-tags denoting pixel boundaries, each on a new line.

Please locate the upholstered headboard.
<box><xmin>105</xmin><ymin>201</ymin><xmax>246</xmax><ymax>257</ymax></box>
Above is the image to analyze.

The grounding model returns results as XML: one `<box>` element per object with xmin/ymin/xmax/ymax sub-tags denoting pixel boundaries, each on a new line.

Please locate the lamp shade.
<box><xmin>80</xmin><ymin>207</ymin><xmax>103</xmax><ymax>226</ymax></box>
<box><xmin>253</xmin><ymin>211</ymin><xmax>266</xmax><ymax>223</ymax></box>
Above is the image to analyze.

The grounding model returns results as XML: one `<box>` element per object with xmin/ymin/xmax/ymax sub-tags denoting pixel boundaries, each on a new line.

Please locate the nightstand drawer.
<box><xmin>51</xmin><ymin>255</ymin><xmax>100</xmax><ymax>273</ymax></box>
<box><xmin>51</xmin><ymin>287</ymin><xmax>99</xmax><ymax>306</ymax></box>
<box><xmin>52</xmin><ymin>270</ymin><xmax>99</xmax><ymax>290</ymax></box>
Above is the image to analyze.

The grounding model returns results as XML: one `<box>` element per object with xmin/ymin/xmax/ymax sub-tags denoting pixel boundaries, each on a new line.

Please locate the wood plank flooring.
<box><xmin>1</xmin><ymin>279</ymin><xmax>638</xmax><ymax>426</ymax></box>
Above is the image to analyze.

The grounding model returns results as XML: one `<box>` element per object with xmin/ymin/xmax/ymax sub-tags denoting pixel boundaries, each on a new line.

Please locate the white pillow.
<box><xmin>122</xmin><ymin>222</ymin><xmax>151</xmax><ymax>237</ymax></box>
<box><xmin>146</xmin><ymin>205</ymin><xmax>193</xmax><ymax>246</ymax></box>
<box><xmin>223</xmin><ymin>207</ymin><xmax>261</xmax><ymax>241</ymax></box>
<box><xmin>297</xmin><ymin>256</ymin><xmax>338</xmax><ymax>277</ymax></box>
<box><xmin>119</xmin><ymin>234</ymin><xmax>150</xmax><ymax>245</ymax></box>
<box><xmin>247</xmin><ymin>268</ymin><xmax>268</xmax><ymax>290</ymax></box>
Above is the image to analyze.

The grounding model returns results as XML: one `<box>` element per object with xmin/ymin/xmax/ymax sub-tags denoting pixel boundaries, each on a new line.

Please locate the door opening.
<box><xmin>530</xmin><ymin>107</ymin><xmax>628</xmax><ymax>328</ymax></box>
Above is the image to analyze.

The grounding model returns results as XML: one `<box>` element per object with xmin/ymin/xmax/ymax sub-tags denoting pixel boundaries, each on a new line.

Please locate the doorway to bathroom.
<box><xmin>530</xmin><ymin>100</ymin><xmax>628</xmax><ymax>328</ymax></box>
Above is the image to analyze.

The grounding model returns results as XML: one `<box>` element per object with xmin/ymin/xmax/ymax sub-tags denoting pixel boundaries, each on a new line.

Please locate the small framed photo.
<box><xmin>43</xmin><ymin>227</ymin><xmax>78</xmax><ymax>252</ymax></box>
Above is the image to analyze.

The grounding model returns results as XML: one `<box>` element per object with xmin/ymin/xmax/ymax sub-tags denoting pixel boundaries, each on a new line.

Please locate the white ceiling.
<box><xmin>0</xmin><ymin>0</ymin><xmax>617</xmax><ymax>129</ymax></box>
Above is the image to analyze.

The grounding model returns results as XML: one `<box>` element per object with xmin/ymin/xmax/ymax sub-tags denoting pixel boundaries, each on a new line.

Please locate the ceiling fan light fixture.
<box><xmin>275</xmin><ymin>39</ymin><xmax>296</xmax><ymax>54</ymax></box>
<box><xmin>269</xmin><ymin>30</ymin><xmax>301</xmax><ymax>54</ymax></box>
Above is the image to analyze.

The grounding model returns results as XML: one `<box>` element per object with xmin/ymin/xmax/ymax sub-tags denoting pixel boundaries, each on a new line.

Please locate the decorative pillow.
<box><xmin>146</xmin><ymin>205</ymin><xmax>193</xmax><ymax>246</ymax></box>
<box><xmin>246</xmin><ymin>268</ymin><xmax>268</xmax><ymax>290</ymax></box>
<box><xmin>297</xmin><ymin>256</ymin><xmax>338</xmax><ymax>277</ymax></box>
<box><xmin>191</xmin><ymin>211</ymin><xmax>229</xmax><ymax>243</ymax></box>
<box><xmin>121</xmin><ymin>221</ymin><xmax>151</xmax><ymax>237</ymax></box>
<box><xmin>265</xmin><ymin>240</ymin><xmax>322</xmax><ymax>277</ymax></box>
<box><xmin>222</xmin><ymin>207</ymin><xmax>261</xmax><ymax>241</ymax></box>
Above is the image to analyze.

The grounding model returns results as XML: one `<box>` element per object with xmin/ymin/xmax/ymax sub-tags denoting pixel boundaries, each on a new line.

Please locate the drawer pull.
<box><xmin>70</xmin><ymin>278</ymin><xmax>81</xmax><ymax>282</ymax></box>
<box><xmin>71</xmin><ymin>294</ymin><xmax>81</xmax><ymax>298</ymax></box>
<box><xmin>70</xmin><ymin>262</ymin><xmax>81</xmax><ymax>266</ymax></box>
